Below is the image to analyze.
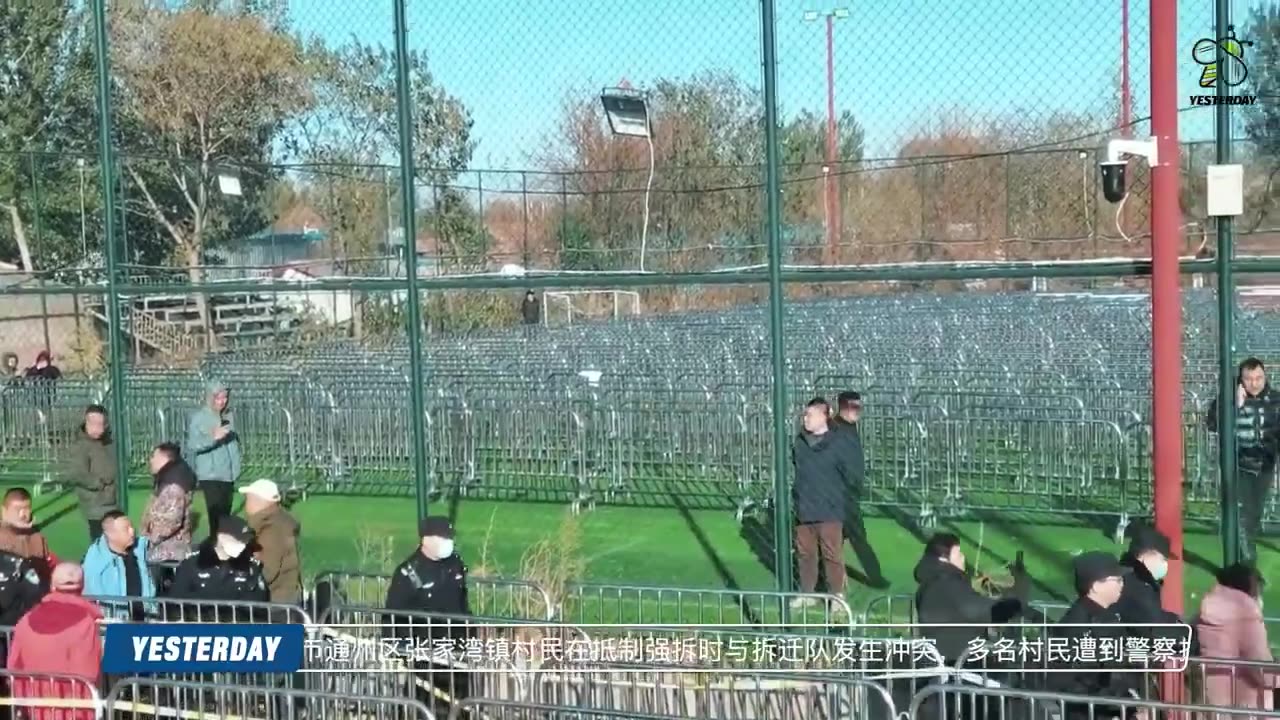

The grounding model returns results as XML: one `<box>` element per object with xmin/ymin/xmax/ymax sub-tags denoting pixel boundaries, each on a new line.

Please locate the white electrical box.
<box><xmin>1206</xmin><ymin>164</ymin><xmax>1244</xmax><ymax>217</ymax></box>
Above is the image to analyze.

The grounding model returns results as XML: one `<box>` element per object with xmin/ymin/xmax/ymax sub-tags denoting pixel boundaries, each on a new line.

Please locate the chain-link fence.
<box><xmin>1</xmin><ymin>0</ymin><xmax>1279</xmax><ymax>600</ymax></box>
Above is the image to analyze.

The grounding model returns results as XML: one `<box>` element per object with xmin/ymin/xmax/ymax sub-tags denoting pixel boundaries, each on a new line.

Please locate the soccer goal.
<box><xmin>543</xmin><ymin>290</ymin><xmax>642</xmax><ymax>326</ymax></box>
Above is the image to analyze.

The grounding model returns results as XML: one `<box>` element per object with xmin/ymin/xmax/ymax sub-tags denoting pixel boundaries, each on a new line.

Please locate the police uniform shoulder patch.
<box><xmin>22</xmin><ymin>568</ymin><xmax>38</xmax><ymax>585</ymax></box>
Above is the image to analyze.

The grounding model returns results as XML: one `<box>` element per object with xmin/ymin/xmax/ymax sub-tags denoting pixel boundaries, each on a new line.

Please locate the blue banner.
<box><xmin>102</xmin><ymin>623</ymin><xmax>305</xmax><ymax>674</ymax></box>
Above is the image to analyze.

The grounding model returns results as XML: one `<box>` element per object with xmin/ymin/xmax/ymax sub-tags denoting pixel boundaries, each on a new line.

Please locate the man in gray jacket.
<box><xmin>185</xmin><ymin>380</ymin><xmax>242</xmax><ymax>536</ymax></box>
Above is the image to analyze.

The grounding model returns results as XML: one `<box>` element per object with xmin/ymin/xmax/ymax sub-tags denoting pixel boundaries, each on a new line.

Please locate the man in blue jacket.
<box><xmin>185</xmin><ymin>379</ymin><xmax>242</xmax><ymax>536</ymax></box>
<box><xmin>82</xmin><ymin>511</ymin><xmax>154</xmax><ymax>620</ymax></box>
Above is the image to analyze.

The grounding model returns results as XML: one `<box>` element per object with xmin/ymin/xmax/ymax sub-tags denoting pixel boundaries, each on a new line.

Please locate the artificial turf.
<box><xmin>19</xmin><ymin>480</ymin><xmax>1280</xmax><ymax>620</ymax></box>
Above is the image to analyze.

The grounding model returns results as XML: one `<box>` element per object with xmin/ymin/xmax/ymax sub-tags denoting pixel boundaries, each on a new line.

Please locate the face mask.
<box><xmin>434</xmin><ymin>539</ymin><xmax>455</xmax><ymax>560</ymax></box>
<box><xmin>221</xmin><ymin>539</ymin><xmax>247</xmax><ymax>558</ymax></box>
<box><xmin>1149</xmin><ymin>557</ymin><xmax>1168</xmax><ymax>582</ymax></box>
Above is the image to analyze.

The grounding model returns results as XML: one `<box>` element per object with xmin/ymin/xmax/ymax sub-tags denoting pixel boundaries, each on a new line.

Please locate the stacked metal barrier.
<box><xmin>2</xmin><ymin>291</ymin><xmax>1278</xmax><ymax>530</ymax></box>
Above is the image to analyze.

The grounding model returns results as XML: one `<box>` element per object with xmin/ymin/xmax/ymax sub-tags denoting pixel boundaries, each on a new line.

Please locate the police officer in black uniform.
<box><xmin>385</xmin><ymin>516</ymin><xmax>471</xmax><ymax>715</ymax></box>
<box><xmin>169</xmin><ymin>515</ymin><xmax>269</xmax><ymax>621</ymax></box>
<box><xmin>0</xmin><ymin>549</ymin><xmax>46</xmax><ymax>675</ymax></box>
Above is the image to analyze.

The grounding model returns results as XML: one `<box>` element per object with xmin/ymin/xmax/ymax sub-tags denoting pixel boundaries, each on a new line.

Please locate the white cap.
<box><xmin>237</xmin><ymin>479</ymin><xmax>281</xmax><ymax>502</ymax></box>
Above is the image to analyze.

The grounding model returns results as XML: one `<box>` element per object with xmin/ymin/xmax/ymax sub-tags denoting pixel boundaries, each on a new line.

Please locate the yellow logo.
<box><xmin>1192</xmin><ymin>27</ymin><xmax>1251</xmax><ymax>89</ymax></box>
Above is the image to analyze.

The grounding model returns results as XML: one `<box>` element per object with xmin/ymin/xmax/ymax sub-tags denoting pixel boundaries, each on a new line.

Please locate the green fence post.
<box><xmin>91</xmin><ymin>0</ymin><xmax>130</xmax><ymax>512</ymax></box>
<box><xmin>1215</xmin><ymin>0</ymin><xmax>1239</xmax><ymax>566</ymax></box>
<box><xmin>760</xmin><ymin>0</ymin><xmax>793</xmax><ymax>595</ymax></box>
<box><xmin>393</xmin><ymin>0</ymin><xmax>431</xmax><ymax>526</ymax></box>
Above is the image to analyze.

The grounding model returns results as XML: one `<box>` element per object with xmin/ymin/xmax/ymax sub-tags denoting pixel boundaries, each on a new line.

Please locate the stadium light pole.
<box><xmin>804</xmin><ymin>8</ymin><xmax>849</xmax><ymax>265</ymax></box>
<box><xmin>1149</xmin><ymin>0</ymin><xmax>1184</xmax><ymax>615</ymax></box>
<box><xmin>601</xmin><ymin>87</ymin><xmax>655</xmax><ymax>272</ymax></box>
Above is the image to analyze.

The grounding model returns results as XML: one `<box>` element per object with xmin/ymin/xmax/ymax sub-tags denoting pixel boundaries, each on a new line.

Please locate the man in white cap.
<box><xmin>239</xmin><ymin>479</ymin><xmax>300</xmax><ymax>604</ymax></box>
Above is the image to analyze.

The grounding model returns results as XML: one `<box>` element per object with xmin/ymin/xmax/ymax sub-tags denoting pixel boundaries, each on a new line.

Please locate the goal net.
<box><xmin>543</xmin><ymin>290</ymin><xmax>642</xmax><ymax>326</ymax></box>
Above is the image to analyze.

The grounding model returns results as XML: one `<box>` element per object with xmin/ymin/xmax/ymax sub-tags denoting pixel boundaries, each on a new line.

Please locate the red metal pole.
<box><xmin>1150</xmin><ymin>0</ymin><xmax>1184</xmax><ymax>616</ymax></box>
<box><xmin>1121</xmin><ymin>0</ymin><xmax>1131</xmax><ymax>134</ymax></box>
<box><xmin>824</xmin><ymin>14</ymin><xmax>838</xmax><ymax>264</ymax></box>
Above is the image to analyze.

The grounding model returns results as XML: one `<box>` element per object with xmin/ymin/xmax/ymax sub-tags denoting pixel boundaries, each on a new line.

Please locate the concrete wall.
<box><xmin>0</xmin><ymin>273</ymin><xmax>88</xmax><ymax>372</ymax></box>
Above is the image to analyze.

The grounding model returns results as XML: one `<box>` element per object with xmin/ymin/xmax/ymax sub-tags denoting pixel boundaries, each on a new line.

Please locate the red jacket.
<box><xmin>6</xmin><ymin>593</ymin><xmax>103</xmax><ymax>720</ymax></box>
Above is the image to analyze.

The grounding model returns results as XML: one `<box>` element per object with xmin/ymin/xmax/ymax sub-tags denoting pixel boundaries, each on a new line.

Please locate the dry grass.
<box><xmin>354</xmin><ymin>525</ymin><xmax>397</xmax><ymax>576</ymax></box>
<box><xmin>519</xmin><ymin>511</ymin><xmax>587</xmax><ymax>617</ymax></box>
<box><xmin>469</xmin><ymin>508</ymin><xmax>502</xmax><ymax>579</ymax></box>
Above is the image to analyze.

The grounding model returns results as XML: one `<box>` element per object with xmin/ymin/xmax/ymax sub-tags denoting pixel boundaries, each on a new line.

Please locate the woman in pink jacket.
<box><xmin>1196</xmin><ymin>564</ymin><xmax>1275</xmax><ymax>710</ymax></box>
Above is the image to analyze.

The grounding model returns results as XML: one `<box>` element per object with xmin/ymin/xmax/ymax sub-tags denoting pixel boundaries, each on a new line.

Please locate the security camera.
<box><xmin>1100</xmin><ymin>162</ymin><xmax>1128</xmax><ymax>203</ymax></box>
<box><xmin>1099</xmin><ymin>137</ymin><xmax>1158</xmax><ymax>203</ymax></box>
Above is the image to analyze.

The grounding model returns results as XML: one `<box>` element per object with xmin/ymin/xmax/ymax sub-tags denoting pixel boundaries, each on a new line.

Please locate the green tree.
<box><xmin>111</xmin><ymin>1</ymin><xmax>312</xmax><ymax>346</ymax></box>
<box><xmin>1244</xmin><ymin>5</ymin><xmax>1280</xmax><ymax>228</ymax></box>
<box><xmin>0</xmin><ymin>1</ymin><xmax>96</xmax><ymax>271</ymax></box>
<box><xmin>291</xmin><ymin>38</ymin><xmax>476</xmax><ymax>270</ymax></box>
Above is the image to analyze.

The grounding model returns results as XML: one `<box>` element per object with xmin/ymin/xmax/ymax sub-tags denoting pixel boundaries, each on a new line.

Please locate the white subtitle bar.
<box><xmin>297</xmin><ymin>623</ymin><xmax>1194</xmax><ymax>675</ymax></box>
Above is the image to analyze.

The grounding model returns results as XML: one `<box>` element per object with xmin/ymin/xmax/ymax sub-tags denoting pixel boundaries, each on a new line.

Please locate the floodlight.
<box><xmin>803</xmin><ymin>10</ymin><xmax>819</xmax><ymax>21</ymax></box>
<box><xmin>600</xmin><ymin>86</ymin><xmax>657</xmax><ymax>273</ymax></box>
<box><xmin>600</xmin><ymin>87</ymin><xmax>651</xmax><ymax>139</ymax></box>
<box><xmin>833</xmin><ymin>7</ymin><xmax>850</xmax><ymax>18</ymax></box>
<box><xmin>217</xmin><ymin>167</ymin><xmax>243</xmax><ymax>197</ymax></box>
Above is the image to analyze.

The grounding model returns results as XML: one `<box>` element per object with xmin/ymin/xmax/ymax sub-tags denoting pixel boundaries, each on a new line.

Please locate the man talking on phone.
<box><xmin>185</xmin><ymin>380</ymin><xmax>242</xmax><ymax>535</ymax></box>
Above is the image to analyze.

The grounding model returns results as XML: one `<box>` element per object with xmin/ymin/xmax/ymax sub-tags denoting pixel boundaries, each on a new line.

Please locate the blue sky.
<box><xmin>289</xmin><ymin>0</ymin><xmax>1262</xmax><ymax>171</ymax></box>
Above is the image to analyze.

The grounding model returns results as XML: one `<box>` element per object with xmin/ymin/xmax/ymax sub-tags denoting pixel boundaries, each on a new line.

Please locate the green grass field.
<box><xmin>20</xmin><ymin>478</ymin><xmax>1280</xmax><ymax>619</ymax></box>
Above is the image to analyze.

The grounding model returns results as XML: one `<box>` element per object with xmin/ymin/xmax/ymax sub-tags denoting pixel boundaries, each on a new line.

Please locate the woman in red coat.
<box><xmin>6</xmin><ymin>563</ymin><xmax>103</xmax><ymax>720</ymax></box>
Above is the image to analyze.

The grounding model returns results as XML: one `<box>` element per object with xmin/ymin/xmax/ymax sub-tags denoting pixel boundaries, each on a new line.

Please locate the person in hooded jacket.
<box><xmin>1049</xmin><ymin>552</ymin><xmax>1145</xmax><ymax>720</ymax></box>
<box><xmin>142</xmin><ymin>443</ymin><xmax>195</xmax><ymax>593</ymax></box>
<box><xmin>913</xmin><ymin>533</ymin><xmax>1030</xmax><ymax>666</ymax></box>
<box><xmin>62</xmin><ymin>404</ymin><xmax>119</xmax><ymax>542</ymax></box>
<box><xmin>185</xmin><ymin>379</ymin><xmax>242</xmax><ymax>536</ymax></box>
<box><xmin>831</xmin><ymin>391</ymin><xmax>887</xmax><ymax>589</ymax></box>
<box><xmin>1207</xmin><ymin>358</ymin><xmax>1280</xmax><ymax>565</ymax></box>
<box><xmin>791</xmin><ymin>398</ymin><xmax>850</xmax><ymax>607</ymax></box>
<box><xmin>1196</xmin><ymin>563</ymin><xmax>1275</xmax><ymax>711</ymax></box>
<box><xmin>6</xmin><ymin>563</ymin><xmax>100</xmax><ymax>720</ymax></box>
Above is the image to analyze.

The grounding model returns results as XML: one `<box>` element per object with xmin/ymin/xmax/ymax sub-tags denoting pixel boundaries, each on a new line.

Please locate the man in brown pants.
<box><xmin>790</xmin><ymin>397</ymin><xmax>849</xmax><ymax>609</ymax></box>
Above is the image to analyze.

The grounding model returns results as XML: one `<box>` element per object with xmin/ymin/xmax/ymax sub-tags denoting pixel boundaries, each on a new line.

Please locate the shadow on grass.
<box><xmin>668</xmin><ymin>491</ymin><xmax>762</xmax><ymax>625</ymax></box>
<box><xmin>738</xmin><ymin>503</ymin><xmax>890</xmax><ymax>594</ymax></box>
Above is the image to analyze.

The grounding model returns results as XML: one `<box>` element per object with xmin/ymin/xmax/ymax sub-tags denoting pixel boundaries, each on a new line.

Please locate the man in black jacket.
<box><xmin>385</xmin><ymin>516</ymin><xmax>471</xmax><ymax>715</ymax></box>
<box><xmin>791</xmin><ymin>397</ymin><xmax>849</xmax><ymax>608</ymax></box>
<box><xmin>832</xmin><ymin>391</ymin><xmax>887</xmax><ymax>589</ymax></box>
<box><xmin>1207</xmin><ymin>357</ymin><xmax>1280</xmax><ymax>564</ymax></box>
<box><xmin>1049</xmin><ymin>552</ymin><xmax>1143</xmax><ymax>720</ymax></box>
<box><xmin>1114</xmin><ymin>525</ymin><xmax>1187</xmax><ymax>648</ymax></box>
<box><xmin>169</xmin><ymin>516</ymin><xmax>270</xmax><ymax>620</ymax></box>
<box><xmin>913</xmin><ymin>533</ymin><xmax>1030</xmax><ymax>665</ymax></box>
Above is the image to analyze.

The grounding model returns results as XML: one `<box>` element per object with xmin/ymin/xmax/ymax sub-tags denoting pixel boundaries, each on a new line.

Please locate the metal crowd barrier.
<box><xmin>503</xmin><ymin>671</ymin><xmax>901</xmax><ymax>720</ymax></box>
<box><xmin>907</xmin><ymin>682</ymin><xmax>1280</xmax><ymax>720</ymax></box>
<box><xmin>307</xmin><ymin>604</ymin><xmax>588</xmax><ymax>705</ymax></box>
<box><xmin>306</xmin><ymin>572</ymin><xmax>852</xmax><ymax>629</ymax></box>
<box><xmin>310</xmin><ymin>570</ymin><xmax>556</xmax><ymax>621</ymax></box>
<box><xmin>1</xmin><ymin>293</ymin><xmax>1276</xmax><ymax>526</ymax></box>
<box><xmin>561</xmin><ymin>581</ymin><xmax>855</xmax><ymax>630</ymax></box>
<box><xmin>104</xmin><ymin>676</ymin><xmax>436</xmax><ymax>720</ymax></box>
<box><xmin>88</xmin><ymin>595</ymin><xmax>313</xmax><ymax>626</ymax></box>
<box><xmin>0</xmin><ymin>668</ymin><xmax>103</xmax><ymax>719</ymax></box>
